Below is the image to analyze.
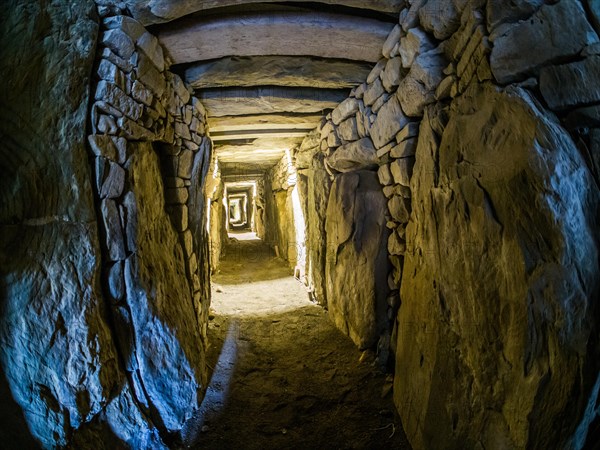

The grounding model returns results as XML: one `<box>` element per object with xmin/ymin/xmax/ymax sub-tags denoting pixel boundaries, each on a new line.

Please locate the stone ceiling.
<box><xmin>124</xmin><ymin>1</ymin><xmax>401</xmax><ymax>175</ymax></box>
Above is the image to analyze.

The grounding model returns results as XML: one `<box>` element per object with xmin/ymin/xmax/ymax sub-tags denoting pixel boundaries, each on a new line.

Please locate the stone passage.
<box><xmin>2</xmin><ymin>0</ymin><xmax>600</xmax><ymax>448</ymax></box>
<box><xmin>182</xmin><ymin>234</ymin><xmax>411</xmax><ymax>449</ymax></box>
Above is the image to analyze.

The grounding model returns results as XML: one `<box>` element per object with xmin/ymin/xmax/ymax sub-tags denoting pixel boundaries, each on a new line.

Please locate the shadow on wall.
<box><xmin>0</xmin><ymin>366</ymin><xmax>39</xmax><ymax>448</ymax></box>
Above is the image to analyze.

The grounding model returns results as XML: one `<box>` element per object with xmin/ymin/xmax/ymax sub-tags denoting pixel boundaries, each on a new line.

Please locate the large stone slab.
<box><xmin>490</xmin><ymin>0</ymin><xmax>598</xmax><ymax>84</ymax></box>
<box><xmin>539</xmin><ymin>56</ymin><xmax>600</xmax><ymax>111</ymax></box>
<box><xmin>158</xmin><ymin>12</ymin><xmax>394</xmax><ymax>64</ymax></box>
<box><xmin>0</xmin><ymin>1</ymin><xmax>121</xmax><ymax>447</ymax></box>
<box><xmin>125</xmin><ymin>0</ymin><xmax>404</xmax><ymax>25</ymax></box>
<box><xmin>185</xmin><ymin>56</ymin><xmax>372</xmax><ymax>89</ymax></box>
<box><xmin>325</xmin><ymin>171</ymin><xmax>390</xmax><ymax>349</ymax></box>
<box><xmin>197</xmin><ymin>87</ymin><xmax>347</xmax><ymax>117</ymax></box>
<box><xmin>122</xmin><ymin>142</ymin><xmax>206</xmax><ymax>432</ymax></box>
<box><xmin>395</xmin><ymin>83</ymin><xmax>600</xmax><ymax>450</ymax></box>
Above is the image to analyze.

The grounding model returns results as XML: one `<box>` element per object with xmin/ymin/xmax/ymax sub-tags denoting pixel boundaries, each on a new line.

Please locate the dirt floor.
<box><xmin>182</xmin><ymin>232</ymin><xmax>411</xmax><ymax>450</ymax></box>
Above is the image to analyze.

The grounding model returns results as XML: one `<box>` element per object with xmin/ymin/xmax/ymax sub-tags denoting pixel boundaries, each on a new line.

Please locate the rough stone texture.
<box><xmin>399</xmin><ymin>27</ymin><xmax>434</xmax><ymax>69</ymax></box>
<box><xmin>326</xmin><ymin>138</ymin><xmax>378</xmax><ymax>173</ymax></box>
<box><xmin>486</xmin><ymin>0</ymin><xmax>544</xmax><ymax>31</ymax></box>
<box><xmin>539</xmin><ymin>56</ymin><xmax>600</xmax><ymax>111</ymax></box>
<box><xmin>122</xmin><ymin>142</ymin><xmax>206</xmax><ymax>432</ymax></box>
<box><xmin>397</xmin><ymin>48</ymin><xmax>446</xmax><ymax>117</ymax></box>
<box><xmin>307</xmin><ymin>153</ymin><xmax>331</xmax><ymax>306</ymax></box>
<box><xmin>0</xmin><ymin>1</ymin><xmax>125</xmax><ymax>447</ymax></box>
<box><xmin>395</xmin><ymin>83</ymin><xmax>600</xmax><ymax>450</ymax></box>
<box><xmin>370</xmin><ymin>96</ymin><xmax>409</xmax><ymax>149</ymax></box>
<box><xmin>489</xmin><ymin>1</ymin><xmax>598</xmax><ymax>84</ymax></box>
<box><xmin>325</xmin><ymin>171</ymin><xmax>390</xmax><ymax>349</ymax></box>
<box><xmin>418</xmin><ymin>0</ymin><xmax>461</xmax><ymax>40</ymax></box>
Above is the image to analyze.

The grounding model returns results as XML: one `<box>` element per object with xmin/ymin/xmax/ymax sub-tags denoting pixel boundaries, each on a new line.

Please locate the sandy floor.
<box><xmin>182</xmin><ymin>232</ymin><xmax>411</xmax><ymax>449</ymax></box>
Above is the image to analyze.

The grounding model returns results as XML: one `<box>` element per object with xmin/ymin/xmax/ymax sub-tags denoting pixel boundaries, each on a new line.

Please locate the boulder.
<box><xmin>489</xmin><ymin>1</ymin><xmax>598</xmax><ymax>84</ymax></box>
<box><xmin>486</xmin><ymin>0</ymin><xmax>544</xmax><ymax>31</ymax></box>
<box><xmin>381</xmin><ymin>57</ymin><xmax>404</xmax><ymax>92</ymax></box>
<box><xmin>390</xmin><ymin>157</ymin><xmax>415</xmax><ymax>186</ymax></box>
<box><xmin>395</xmin><ymin>83</ymin><xmax>600</xmax><ymax>450</ymax></box>
<box><xmin>326</xmin><ymin>138</ymin><xmax>378</xmax><ymax>173</ymax></box>
<box><xmin>325</xmin><ymin>171</ymin><xmax>390</xmax><ymax>349</ymax></box>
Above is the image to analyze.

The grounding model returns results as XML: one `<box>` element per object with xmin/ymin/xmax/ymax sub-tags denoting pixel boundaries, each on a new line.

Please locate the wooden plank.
<box><xmin>184</xmin><ymin>56</ymin><xmax>373</xmax><ymax>89</ymax></box>
<box><xmin>157</xmin><ymin>12</ymin><xmax>394</xmax><ymax>64</ymax></box>
<box><xmin>198</xmin><ymin>87</ymin><xmax>348</xmax><ymax>117</ymax></box>
<box><xmin>126</xmin><ymin>0</ymin><xmax>403</xmax><ymax>25</ymax></box>
<box><xmin>207</xmin><ymin>113</ymin><xmax>322</xmax><ymax>132</ymax></box>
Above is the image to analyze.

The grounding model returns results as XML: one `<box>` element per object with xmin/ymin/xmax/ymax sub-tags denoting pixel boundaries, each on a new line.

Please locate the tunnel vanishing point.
<box><xmin>1</xmin><ymin>0</ymin><xmax>600</xmax><ymax>448</ymax></box>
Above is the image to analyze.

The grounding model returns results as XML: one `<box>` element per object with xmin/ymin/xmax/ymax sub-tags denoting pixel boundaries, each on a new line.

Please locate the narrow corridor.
<box><xmin>182</xmin><ymin>233</ymin><xmax>411</xmax><ymax>449</ymax></box>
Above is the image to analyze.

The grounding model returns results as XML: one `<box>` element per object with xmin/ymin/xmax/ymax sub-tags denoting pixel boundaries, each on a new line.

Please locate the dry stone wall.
<box><xmin>82</xmin><ymin>5</ymin><xmax>212</xmax><ymax>447</ymax></box>
<box><xmin>316</xmin><ymin>0</ymin><xmax>600</xmax><ymax>448</ymax></box>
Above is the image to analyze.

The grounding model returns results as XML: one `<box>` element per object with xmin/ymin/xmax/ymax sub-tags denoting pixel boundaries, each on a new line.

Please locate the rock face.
<box><xmin>395</xmin><ymin>83</ymin><xmax>600</xmax><ymax>450</ymax></box>
<box><xmin>325</xmin><ymin>171</ymin><xmax>390</xmax><ymax>349</ymax></box>
<box><xmin>122</xmin><ymin>143</ymin><xmax>206</xmax><ymax>432</ymax></box>
<box><xmin>489</xmin><ymin>1</ymin><xmax>598</xmax><ymax>84</ymax></box>
<box><xmin>1</xmin><ymin>3</ymin><xmax>212</xmax><ymax>446</ymax></box>
<box><xmin>0</xmin><ymin>1</ymin><xmax>120</xmax><ymax>446</ymax></box>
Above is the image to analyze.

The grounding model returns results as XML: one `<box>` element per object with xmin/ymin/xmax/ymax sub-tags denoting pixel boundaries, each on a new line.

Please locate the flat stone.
<box><xmin>397</xmin><ymin>48</ymin><xmax>446</xmax><ymax>117</ymax></box>
<box><xmin>489</xmin><ymin>1</ymin><xmax>598</xmax><ymax>84</ymax></box>
<box><xmin>390</xmin><ymin>137</ymin><xmax>418</xmax><ymax>158</ymax></box>
<box><xmin>381</xmin><ymin>57</ymin><xmax>403</xmax><ymax>92</ymax></box>
<box><xmin>172</xmin><ymin>73</ymin><xmax>191</xmax><ymax>104</ymax></box>
<box><xmin>378</xmin><ymin>163</ymin><xmax>393</xmax><ymax>186</ymax></box>
<box><xmin>121</xmin><ymin>191</ymin><xmax>138</xmax><ymax>253</ymax></box>
<box><xmin>364</xmin><ymin>78</ymin><xmax>385</xmax><ymax>107</ymax></box>
<box><xmin>96</xmin><ymin>80</ymin><xmax>142</xmax><ymax>121</ymax></box>
<box><xmin>372</xmin><ymin>93</ymin><xmax>390</xmax><ymax>114</ymax></box>
<box><xmin>108</xmin><ymin>261</ymin><xmax>125</xmax><ymax>301</ymax></box>
<box><xmin>338</xmin><ymin>116</ymin><xmax>359</xmax><ymax>142</ymax></box>
<box><xmin>97</xmin><ymin>59</ymin><xmax>127</xmax><ymax>92</ymax></box>
<box><xmin>332</xmin><ymin>97</ymin><xmax>360</xmax><ymax>125</ymax></box>
<box><xmin>399</xmin><ymin>28</ymin><xmax>435</xmax><ymax>69</ymax></box>
<box><xmin>165</xmin><ymin>187</ymin><xmax>189</xmax><ymax>204</ymax></box>
<box><xmin>390</xmin><ymin>157</ymin><xmax>415</xmax><ymax>186</ymax></box>
<box><xmin>376</xmin><ymin>141</ymin><xmax>395</xmax><ymax>159</ymax></box>
<box><xmin>170</xmin><ymin>204</ymin><xmax>188</xmax><ymax>231</ymax></box>
<box><xmin>137</xmin><ymin>52</ymin><xmax>166</xmax><ymax>97</ymax></box>
<box><xmin>326</xmin><ymin>137</ymin><xmax>378</xmax><ymax>172</ymax></box>
<box><xmin>177</xmin><ymin>149</ymin><xmax>194</xmax><ymax>179</ymax></box>
<box><xmin>118</xmin><ymin>117</ymin><xmax>154</xmax><ymax>140</ymax></box>
<box><xmin>539</xmin><ymin>56</ymin><xmax>600</xmax><ymax>111</ymax></box>
<box><xmin>382</xmin><ymin>24</ymin><xmax>401</xmax><ymax>59</ymax></box>
<box><xmin>387</xmin><ymin>194</ymin><xmax>410</xmax><ymax>223</ymax></box>
<box><xmin>102</xmin><ymin>28</ymin><xmax>135</xmax><ymax>60</ymax></box>
<box><xmin>367</xmin><ymin>58</ymin><xmax>387</xmax><ymax>84</ymax></box>
<box><xmin>370</xmin><ymin>95</ymin><xmax>409</xmax><ymax>149</ymax></box>
<box><xmin>88</xmin><ymin>135</ymin><xmax>118</xmax><ymax>161</ymax></box>
<box><xmin>396</xmin><ymin>122</ymin><xmax>420</xmax><ymax>143</ymax></box>
<box><xmin>401</xmin><ymin>0</ymin><xmax>427</xmax><ymax>31</ymax></box>
<box><xmin>418</xmin><ymin>0</ymin><xmax>461</xmax><ymax>40</ymax></box>
<box><xmin>104</xmin><ymin>15</ymin><xmax>146</xmax><ymax>41</ymax></box>
<box><xmin>137</xmin><ymin>31</ymin><xmax>165</xmax><ymax>72</ymax></box>
<box><xmin>102</xmin><ymin>47</ymin><xmax>134</xmax><ymax>72</ymax></box>
<box><xmin>96</xmin><ymin>158</ymin><xmax>125</xmax><ymax>199</ymax></box>
<box><xmin>131</xmin><ymin>80</ymin><xmax>153</xmax><ymax>106</ymax></box>
<box><xmin>101</xmin><ymin>199</ymin><xmax>126</xmax><ymax>261</ymax></box>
